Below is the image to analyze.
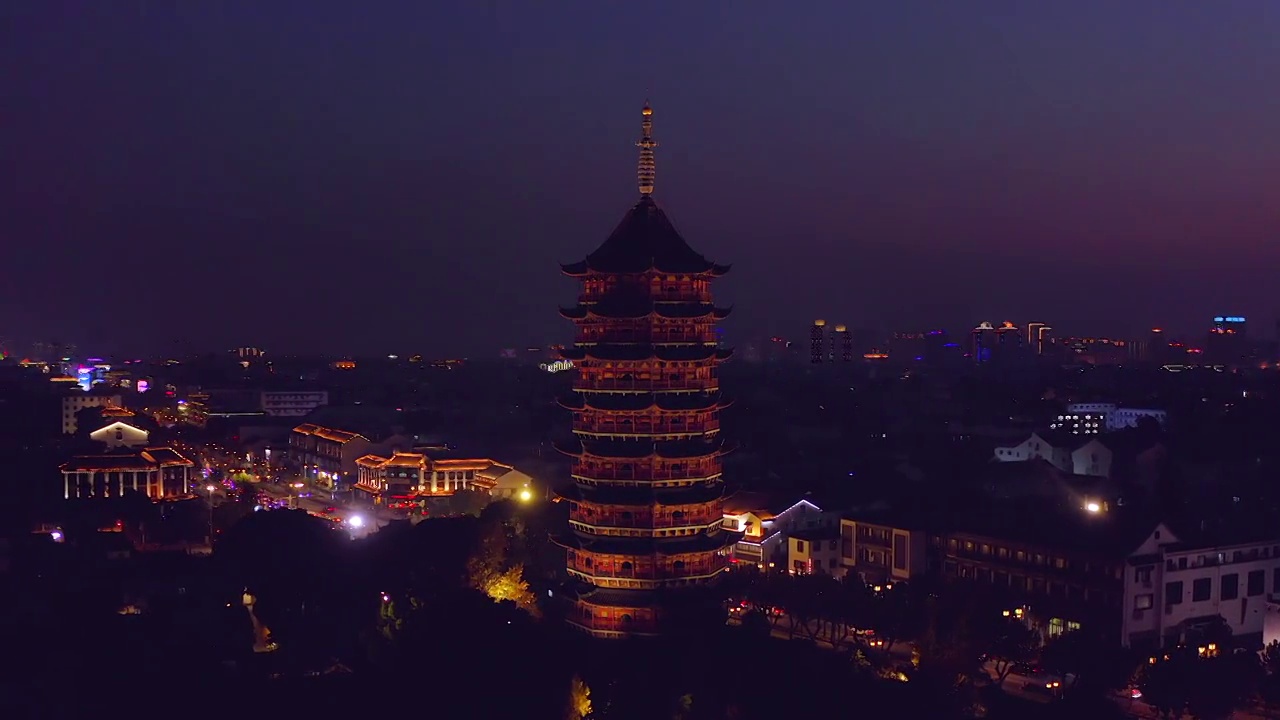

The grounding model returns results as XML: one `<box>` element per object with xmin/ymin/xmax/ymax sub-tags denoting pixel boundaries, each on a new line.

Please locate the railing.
<box><xmin>569</xmin><ymin>510</ymin><xmax>722</xmax><ymax>529</ymax></box>
<box><xmin>567</xmin><ymin>558</ymin><xmax>727</xmax><ymax>580</ymax></box>
<box><xmin>573</xmin><ymin>464</ymin><xmax>723</xmax><ymax>481</ymax></box>
<box><xmin>573</xmin><ymin>418</ymin><xmax>720</xmax><ymax>436</ymax></box>
<box><xmin>575</xmin><ymin>377</ymin><xmax>719</xmax><ymax>392</ymax></box>
<box><xmin>577</xmin><ymin>291</ymin><xmax>713</xmax><ymax>305</ymax></box>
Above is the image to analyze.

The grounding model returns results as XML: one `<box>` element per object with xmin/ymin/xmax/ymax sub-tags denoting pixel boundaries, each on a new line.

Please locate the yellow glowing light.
<box><xmin>518</xmin><ymin>488</ymin><xmax>533</xmax><ymax>502</ymax></box>
<box><xmin>1086</xmin><ymin>502</ymin><xmax>1101</xmax><ymax>513</ymax></box>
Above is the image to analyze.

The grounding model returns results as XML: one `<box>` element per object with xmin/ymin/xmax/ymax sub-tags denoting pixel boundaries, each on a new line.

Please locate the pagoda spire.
<box><xmin>636</xmin><ymin>102</ymin><xmax>657</xmax><ymax>196</ymax></box>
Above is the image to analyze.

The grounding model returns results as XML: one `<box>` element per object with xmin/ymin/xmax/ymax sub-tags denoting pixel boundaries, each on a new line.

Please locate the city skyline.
<box><xmin>5</xmin><ymin>2</ymin><xmax>1279</xmax><ymax>355</ymax></box>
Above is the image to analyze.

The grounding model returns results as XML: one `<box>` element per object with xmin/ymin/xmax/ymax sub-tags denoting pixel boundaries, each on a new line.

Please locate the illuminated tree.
<box><xmin>565</xmin><ymin>674</ymin><xmax>592</xmax><ymax>720</ymax></box>
<box><xmin>982</xmin><ymin>615</ymin><xmax>1041</xmax><ymax>687</ymax></box>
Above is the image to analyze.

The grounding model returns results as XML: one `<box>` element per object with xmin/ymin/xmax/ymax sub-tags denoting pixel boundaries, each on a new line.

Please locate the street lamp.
<box><xmin>518</xmin><ymin>488</ymin><xmax>533</xmax><ymax>503</ymax></box>
<box><xmin>205</xmin><ymin>484</ymin><xmax>217</xmax><ymax>544</ymax></box>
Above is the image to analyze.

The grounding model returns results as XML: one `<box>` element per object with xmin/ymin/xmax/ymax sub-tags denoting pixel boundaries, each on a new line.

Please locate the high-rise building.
<box><xmin>556</xmin><ymin>104</ymin><xmax>738</xmax><ymax>638</ymax></box>
<box><xmin>1025</xmin><ymin>322</ymin><xmax>1051</xmax><ymax>355</ymax></box>
<box><xmin>810</xmin><ymin>319</ymin><xmax>826</xmax><ymax>364</ymax></box>
<box><xmin>835</xmin><ymin>324</ymin><xmax>852</xmax><ymax>362</ymax></box>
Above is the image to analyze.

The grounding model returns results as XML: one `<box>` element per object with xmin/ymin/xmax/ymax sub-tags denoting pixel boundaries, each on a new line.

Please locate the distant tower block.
<box><xmin>811</xmin><ymin>320</ymin><xmax>827</xmax><ymax>364</ymax></box>
<box><xmin>835</xmin><ymin>325</ymin><xmax>852</xmax><ymax>362</ymax></box>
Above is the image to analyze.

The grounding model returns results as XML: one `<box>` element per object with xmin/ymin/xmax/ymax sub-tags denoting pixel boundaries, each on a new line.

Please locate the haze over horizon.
<box><xmin>4</xmin><ymin>1</ymin><xmax>1278</xmax><ymax>356</ymax></box>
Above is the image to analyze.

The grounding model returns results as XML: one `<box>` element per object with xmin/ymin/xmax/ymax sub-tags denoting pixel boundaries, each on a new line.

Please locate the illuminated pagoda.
<box><xmin>555</xmin><ymin>103</ymin><xmax>738</xmax><ymax>638</ymax></box>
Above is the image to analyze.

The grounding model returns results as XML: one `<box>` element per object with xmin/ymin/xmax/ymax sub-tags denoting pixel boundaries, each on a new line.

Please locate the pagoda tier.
<box><xmin>554</xmin><ymin>437</ymin><xmax>728</xmax><ymax>460</ymax></box>
<box><xmin>560</xmin><ymin>196</ymin><xmax>731</xmax><ymax>277</ymax></box>
<box><xmin>559</xmin><ymin>302</ymin><xmax>733</xmax><ymax>322</ymax></box>
<box><xmin>559</xmin><ymin>345</ymin><xmax>732</xmax><ymax>363</ymax></box>
<box><xmin>569</xmin><ymin>589</ymin><xmax>663</xmax><ymax>637</ymax></box>
<box><xmin>558</xmin><ymin>391</ymin><xmax>732</xmax><ymax>413</ymax></box>
<box><xmin>558</xmin><ymin>103</ymin><xmax>736</xmax><ymax>638</ymax></box>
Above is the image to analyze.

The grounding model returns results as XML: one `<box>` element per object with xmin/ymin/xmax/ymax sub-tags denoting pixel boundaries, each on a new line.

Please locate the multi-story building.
<box><xmin>788</xmin><ymin>528</ymin><xmax>842</xmax><ymax>575</ymax></box>
<box><xmin>838</xmin><ymin>516</ymin><xmax>929</xmax><ymax>584</ymax></box>
<box><xmin>261</xmin><ymin>390</ymin><xmax>328</xmax><ymax>418</ymax></box>
<box><xmin>723</xmin><ymin>494</ymin><xmax>831</xmax><ymax>569</ymax></box>
<box><xmin>61</xmin><ymin>447</ymin><xmax>195</xmax><ymax>500</ymax></box>
<box><xmin>353</xmin><ymin>452</ymin><xmax>528</xmax><ymax>503</ymax></box>
<box><xmin>289</xmin><ymin>423</ymin><xmax>410</xmax><ymax>491</ymax></box>
<box><xmin>1056</xmin><ymin>403</ymin><xmax>1168</xmax><ymax>432</ymax></box>
<box><xmin>934</xmin><ymin>524</ymin><xmax>1125</xmax><ymax>640</ymax></box>
<box><xmin>1122</xmin><ymin>523</ymin><xmax>1280</xmax><ymax>651</ymax></box>
<box><xmin>61</xmin><ymin>390</ymin><xmax>123</xmax><ymax>434</ymax></box>
<box><xmin>554</xmin><ymin>104</ymin><xmax>738</xmax><ymax>639</ymax></box>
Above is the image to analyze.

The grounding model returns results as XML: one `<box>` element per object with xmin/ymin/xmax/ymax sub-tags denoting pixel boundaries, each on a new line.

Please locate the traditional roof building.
<box><xmin>555</xmin><ymin>104</ymin><xmax>739</xmax><ymax>638</ymax></box>
<box><xmin>61</xmin><ymin>447</ymin><xmax>195</xmax><ymax>500</ymax></box>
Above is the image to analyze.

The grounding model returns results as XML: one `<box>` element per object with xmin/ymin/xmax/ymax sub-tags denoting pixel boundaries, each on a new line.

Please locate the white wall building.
<box><xmin>723</xmin><ymin>496</ymin><xmax>832</xmax><ymax>570</ymax></box>
<box><xmin>89</xmin><ymin>421</ymin><xmax>151</xmax><ymax>449</ymax></box>
<box><xmin>1062</xmin><ymin>403</ymin><xmax>1168</xmax><ymax>432</ymax></box>
<box><xmin>993</xmin><ymin>433</ymin><xmax>1113</xmax><ymax>478</ymax></box>
<box><xmin>61</xmin><ymin>392</ymin><xmax>123</xmax><ymax>434</ymax></box>
<box><xmin>1122</xmin><ymin>523</ymin><xmax>1280</xmax><ymax>651</ymax></box>
<box><xmin>261</xmin><ymin>390</ymin><xmax>329</xmax><ymax>418</ymax></box>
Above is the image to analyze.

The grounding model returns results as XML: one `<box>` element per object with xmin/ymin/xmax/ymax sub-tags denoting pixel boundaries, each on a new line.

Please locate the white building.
<box><xmin>993</xmin><ymin>432</ymin><xmax>1113</xmax><ymax>478</ymax></box>
<box><xmin>61</xmin><ymin>392</ymin><xmax>123</xmax><ymax>434</ymax></box>
<box><xmin>1106</xmin><ymin>407</ymin><xmax>1168</xmax><ymax>431</ymax></box>
<box><xmin>1062</xmin><ymin>403</ymin><xmax>1168</xmax><ymax>432</ymax></box>
<box><xmin>1122</xmin><ymin>523</ymin><xmax>1280</xmax><ymax>651</ymax></box>
<box><xmin>723</xmin><ymin>494</ymin><xmax>833</xmax><ymax>569</ymax></box>
<box><xmin>89</xmin><ymin>421</ymin><xmax>151</xmax><ymax>449</ymax></box>
<box><xmin>261</xmin><ymin>390</ymin><xmax>329</xmax><ymax>418</ymax></box>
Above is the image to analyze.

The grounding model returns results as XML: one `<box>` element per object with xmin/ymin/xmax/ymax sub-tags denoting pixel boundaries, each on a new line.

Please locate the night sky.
<box><xmin>4</xmin><ymin>2</ymin><xmax>1279</xmax><ymax>356</ymax></box>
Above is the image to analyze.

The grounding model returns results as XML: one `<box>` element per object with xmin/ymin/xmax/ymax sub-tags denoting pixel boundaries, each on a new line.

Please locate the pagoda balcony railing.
<box><xmin>569</xmin><ymin>509</ymin><xmax>722</xmax><ymax>529</ymax></box>
<box><xmin>567</xmin><ymin>558</ymin><xmax>726</xmax><ymax>580</ymax></box>
<box><xmin>567</xmin><ymin>615</ymin><xmax>659</xmax><ymax>636</ymax></box>
<box><xmin>576</xmin><ymin>331</ymin><xmax>718</xmax><ymax>344</ymax></box>
<box><xmin>578</xmin><ymin>292</ymin><xmax>712</xmax><ymax>305</ymax></box>
<box><xmin>572</xmin><ymin>464</ymin><xmax>722</xmax><ymax>482</ymax></box>
<box><xmin>575</xmin><ymin>377</ymin><xmax>719</xmax><ymax>392</ymax></box>
<box><xmin>572</xmin><ymin>418</ymin><xmax>720</xmax><ymax>436</ymax></box>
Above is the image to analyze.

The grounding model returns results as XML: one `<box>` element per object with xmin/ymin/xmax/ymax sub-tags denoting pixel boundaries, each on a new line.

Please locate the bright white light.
<box><xmin>205</xmin><ymin>485</ymin><xmax>216</xmax><ymax>493</ymax></box>
<box><xmin>1085</xmin><ymin>502</ymin><xmax>1101</xmax><ymax>513</ymax></box>
<box><xmin>348</xmin><ymin>515</ymin><xmax>365</xmax><ymax>528</ymax></box>
<box><xmin>50</xmin><ymin>531</ymin><xmax>63</xmax><ymax>541</ymax></box>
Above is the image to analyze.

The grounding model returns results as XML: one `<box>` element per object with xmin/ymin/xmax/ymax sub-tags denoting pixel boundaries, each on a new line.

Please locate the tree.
<box><xmin>1040</xmin><ymin>629</ymin><xmax>1138</xmax><ymax>698</ymax></box>
<box><xmin>449</xmin><ymin>488</ymin><xmax>491</xmax><ymax>517</ymax></box>
<box><xmin>565</xmin><ymin>674</ymin><xmax>592</xmax><ymax>720</ymax></box>
<box><xmin>982</xmin><ymin>615</ymin><xmax>1041</xmax><ymax>687</ymax></box>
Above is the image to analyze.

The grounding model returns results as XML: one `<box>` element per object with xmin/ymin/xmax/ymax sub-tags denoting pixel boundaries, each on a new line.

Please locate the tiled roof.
<box><xmin>142</xmin><ymin>447</ymin><xmax>194</xmax><ymax>466</ymax></box>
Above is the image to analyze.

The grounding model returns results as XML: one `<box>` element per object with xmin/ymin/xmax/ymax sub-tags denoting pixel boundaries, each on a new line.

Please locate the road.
<box><xmin>729</xmin><ymin>611</ymin><xmax>1274</xmax><ymax>716</ymax></box>
<box><xmin>252</xmin><ymin>480</ymin><xmax>402</xmax><ymax>535</ymax></box>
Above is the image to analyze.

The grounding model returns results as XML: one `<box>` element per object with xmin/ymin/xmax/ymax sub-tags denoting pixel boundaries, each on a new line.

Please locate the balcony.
<box><xmin>569</xmin><ymin>508</ymin><xmax>721</xmax><ymax>528</ymax></box>
<box><xmin>573</xmin><ymin>417</ymin><xmax>720</xmax><ymax>437</ymax></box>
<box><xmin>572</xmin><ymin>463</ymin><xmax>722</xmax><ymax>482</ymax></box>
<box><xmin>567</xmin><ymin>556</ymin><xmax>728</xmax><ymax>583</ymax></box>
<box><xmin>575</xmin><ymin>377</ymin><xmax>719</xmax><ymax>393</ymax></box>
<box><xmin>567</xmin><ymin>613</ymin><xmax>660</xmax><ymax>637</ymax></box>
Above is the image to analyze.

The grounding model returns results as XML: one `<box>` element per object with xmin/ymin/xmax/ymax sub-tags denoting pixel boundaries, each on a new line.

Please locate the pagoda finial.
<box><xmin>636</xmin><ymin>102</ymin><xmax>657</xmax><ymax>196</ymax></box>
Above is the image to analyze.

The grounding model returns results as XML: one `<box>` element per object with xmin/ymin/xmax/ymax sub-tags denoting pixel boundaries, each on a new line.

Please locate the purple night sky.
<box><xmin>3</xmin><ymin>1</ymin><xmax>1279</xmax><ymax>355</ymax></box>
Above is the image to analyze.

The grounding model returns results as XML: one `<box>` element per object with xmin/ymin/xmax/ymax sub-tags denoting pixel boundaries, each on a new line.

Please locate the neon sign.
<box><xmin>1214</xmin><ymin>316</ymin><xmax>1246</xmax><ymax>323</ymax></box>
<box><xmin>539</xmin><ymin>360</ymin><xmax>575</xmax><ymax>373</ymax></box>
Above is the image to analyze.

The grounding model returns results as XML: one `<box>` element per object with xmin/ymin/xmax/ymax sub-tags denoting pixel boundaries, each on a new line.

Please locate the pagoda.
<box><xmin>555</xmin><ymin>104</ymin><xmax>739</xmax><ymax>638</ymax></box>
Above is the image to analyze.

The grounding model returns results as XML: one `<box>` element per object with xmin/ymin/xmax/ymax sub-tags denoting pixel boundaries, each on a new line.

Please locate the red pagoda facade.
<box><xmin>555</xmin><ymin>104</ymin><xmax>739</xmax><ymax>638</ymax></box>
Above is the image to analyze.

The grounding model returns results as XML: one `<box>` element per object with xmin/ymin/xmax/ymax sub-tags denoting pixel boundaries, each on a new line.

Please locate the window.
<box><xmin>1222</xmin><ymin>574</ymin><xmax>1239</xmax><ymax>600</ymax></box>
<box><xmin>1192</xmin><ymin>578</ymin><xmax>1211</xmax><ymax>602</ymax></box>
<box><xmin>1274</xmin><ymin>568</ymin><xmax>1280</xmax><ymax>595</ymax></box>
<box><xmin>1248</xmin><ymin>570</ymin><xmax>1265</xmax><ymax>597</ymax></box>
<box><xmin>1135</xmin><ymin>594</ymin><xmax>1154</xmax><ymax>610</ymax></box>
<box><xmin>1165</xmin><ymin>581</ymin><xmax>1183</xmax><ymax>605</ymax></box>
<box><xmin>795</xmin><ymin>540</ymin><xmax>805</xmax><ymax>553</ymax></box>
